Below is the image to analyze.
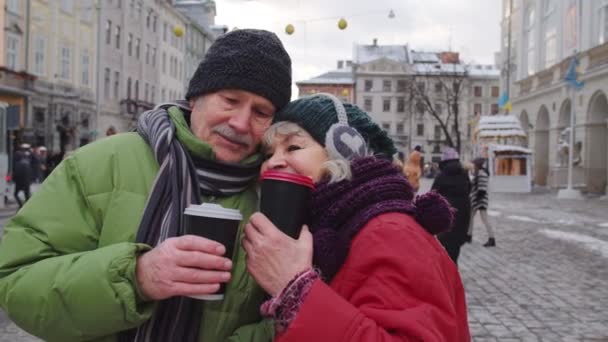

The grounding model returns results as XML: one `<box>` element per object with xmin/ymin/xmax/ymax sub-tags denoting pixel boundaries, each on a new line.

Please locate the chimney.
<box><xmin>373</xmin><ymin>38</ymin><xmax>378</xmax><ymax>47</ymax></box>
<box><xmin>337</xmin><ymin>60</ymin><xmax>344</xmax><ymax>69</ymax></box>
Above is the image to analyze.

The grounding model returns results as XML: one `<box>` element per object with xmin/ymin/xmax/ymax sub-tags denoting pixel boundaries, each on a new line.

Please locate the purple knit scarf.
<box><xmin>310</xmin><ymin>157</ymin><xmax>453</xmax><ymax>281</ymax></box>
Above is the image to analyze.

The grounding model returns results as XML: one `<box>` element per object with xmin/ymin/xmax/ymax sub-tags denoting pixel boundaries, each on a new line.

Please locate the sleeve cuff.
<box><xmin>260</xmin><ymin>268</ymin><xmax>320</xmax><ymax>333</ymax></box>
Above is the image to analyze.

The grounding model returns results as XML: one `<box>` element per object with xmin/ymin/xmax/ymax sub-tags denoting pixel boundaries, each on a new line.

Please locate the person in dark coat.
<box><xmin>432</xmin><ymin>147</ymin><xmax>471</xmax><ymax>264</ymax></box>
<box><xmin>12</xmin><ymin>144</ymin><xmax>34</xmax><ymax>208</ymax></box>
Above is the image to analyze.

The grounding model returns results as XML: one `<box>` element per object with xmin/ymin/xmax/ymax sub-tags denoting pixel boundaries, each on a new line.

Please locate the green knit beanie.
<box><xmin>273</xmin><ymin>94</ymin><xmax>397</xmax><ymax>158</ymax></box>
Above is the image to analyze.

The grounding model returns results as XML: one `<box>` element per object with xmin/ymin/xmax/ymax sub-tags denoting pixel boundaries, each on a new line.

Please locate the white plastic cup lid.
<box><xmin>184</xmin><ymin>203</ymin><xmax>242</xmax><ymax>221</ymax></box>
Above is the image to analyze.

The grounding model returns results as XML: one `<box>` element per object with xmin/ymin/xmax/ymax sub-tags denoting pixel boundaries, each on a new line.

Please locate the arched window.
<box><xmin>127</xmin><ymin>77</ymin><xmax>132</xmax><ymax>99</ymax></box>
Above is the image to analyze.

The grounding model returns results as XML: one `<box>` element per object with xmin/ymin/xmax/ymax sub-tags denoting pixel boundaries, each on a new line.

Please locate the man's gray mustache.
<box><xmin>212</xmin><ymin>123</ymin><xmax>254</xmax><ymax>146</ymax></box>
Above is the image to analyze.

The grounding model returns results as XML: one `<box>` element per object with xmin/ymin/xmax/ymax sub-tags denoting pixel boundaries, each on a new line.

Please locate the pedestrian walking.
<box><xmin>12</xmin><ymin>144</ymin><xmax>34</xmax><ymax>208</ymax></box>
<box><xmin>431</xmin><ymin>147</ymin><xmax>472</xmax><ymax>264</ymax></box>
<box><xmin>403</xmin><ymin>146</ymin><xmax>422</xmax><ymax>192</ymax></box>
<box><xmin>0</xmin><ymin>29</ymin><xmax>292</xmax><ymax>342</ymax></box>
<box><xmin>243</xmin><ymin>93</ymin><xmax>470</xmax><ymax>341</ymax></box>
<box><xmin>468</xmin><ymin>157</ymin><xmax>496</xmax><ymax>247</ymax></box>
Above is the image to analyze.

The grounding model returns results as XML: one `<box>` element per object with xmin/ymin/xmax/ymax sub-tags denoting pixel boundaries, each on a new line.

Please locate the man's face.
<box><xmin>189</xmin><ymin>90</ymin><xmax>276</xmax><ymax>163</ymax></box>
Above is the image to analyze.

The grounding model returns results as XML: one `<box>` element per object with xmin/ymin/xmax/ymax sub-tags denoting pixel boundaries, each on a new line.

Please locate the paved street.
<box><xmin>1</xmin><ymin>182</ymin><xmax>607</xmax><ymax>341</ymax></box>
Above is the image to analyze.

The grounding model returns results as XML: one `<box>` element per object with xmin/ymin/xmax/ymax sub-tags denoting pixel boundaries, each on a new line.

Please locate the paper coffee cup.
<box><xmin>183</xmin><ymin>203</ymin><xmax>242</xmax><ymax>300</ymax></box>
<box><xmin>260</xmin><ymin>171</ymin><xmax>314</xmax><ymax>239</ymax></box>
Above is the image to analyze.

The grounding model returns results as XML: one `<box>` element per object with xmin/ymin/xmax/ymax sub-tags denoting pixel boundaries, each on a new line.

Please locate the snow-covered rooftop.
<box><xmin>413</xmin><ymin>63</ymin><xmax>468</xmax><ymax>75</ymax></box>
<box><xmin>296</xmin><ymin>69</ymin><xmax>354</xmax><ymax>85</ymax></box>
<box><xmin>489</xmin><ymin>144</ymin><xmax>532</xmax><ymax>154</ymax></box>
<box><xmin>354</xmin><ymin>44</ymin><xmax>410</xmax><ymax>64</ymax></box>
<box><xmin>475</xmin><ymin>115</ymin><xmax>527</xmax><ymax>138</ymax></box>
<box><xmin>411</xmin><ymin>51</ymin><xmax>440</xmax><ymax>63</ymax></box>
<box><xmin>469</xmin><ymin>64</ymin><xmax>501</xmax><ymax>77</ymax></box>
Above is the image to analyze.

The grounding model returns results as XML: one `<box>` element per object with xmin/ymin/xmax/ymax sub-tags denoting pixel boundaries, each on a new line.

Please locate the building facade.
<box><xmin>501</xmin><ymin>0</ymin><xmax>608</xmax><ymax>194</ymax></box>
<box><xmin>351</xmin><ymin>42</ymin><xmax>500</xmax><ymax>163</ymax></box>
<box><xmin>27</xmin><ymin>0</ymin><xmax>98</xmax><ymax>153</ymax></box>
<box><xmin>295</xmin><ymin>60</ymin><xmax>354</xmax><ymax>103</ymax></box>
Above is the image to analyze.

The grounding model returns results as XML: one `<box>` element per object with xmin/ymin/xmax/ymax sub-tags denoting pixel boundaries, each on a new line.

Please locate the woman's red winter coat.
<box><xmin>277</xmin><ymin>212</ymin><xmax>470</xmax><ymax>342</ymax></box>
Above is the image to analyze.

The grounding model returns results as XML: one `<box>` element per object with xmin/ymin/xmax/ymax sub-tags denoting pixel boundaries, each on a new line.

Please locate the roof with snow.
<box><xmin>489</xmin><ymin>144</ymin><xmax>532</xmax><ymax>154</ymax></box>
<box><xmin>411</xmin><ymin>51</ymin><xmax>440</xmax><ymax>63</ymax></box>
<box><xmin>354</xmin><ymin>44</ymin><xmax>410</xmax><ymax>64</ymax></box>
<box><xmin>296</xmin><ymin>68</ymin><xmax>354</xmax><ymax>85</ymax></box>
<box><xmin>469</xmin><ymin>64</ymin><xmax>501</xmax><ymax>77</ymax></box>
<box><xmin>474</xmin><ymin>115</ymin><xmax>527</xmax><ymax>138</ymax></box>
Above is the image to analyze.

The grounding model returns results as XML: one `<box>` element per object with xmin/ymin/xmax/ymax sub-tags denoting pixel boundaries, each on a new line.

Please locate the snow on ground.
<box><xmin>540</xmin><ymin>229</ymin><xmax>608</xmax><ymax>258</ymax></box>
<box><xmin>506</xmin><ymin>215</ymin><xmax>542</xmax><ymax>223</ymax></box>
<box><xmin>599</xmin><ymin>222</ymin><xmax>608</xmax><ymax>228</ymax></box>
<box><xmin>487</xmin><ymin>210</ymin><xmax>502</xmax><ymax>217</ymax></box>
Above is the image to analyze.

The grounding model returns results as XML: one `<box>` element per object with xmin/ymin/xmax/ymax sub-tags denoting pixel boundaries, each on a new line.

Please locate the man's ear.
<box><xmin>188</xmin><ymin>99</ymin><xmax>195</xmax><ymax>108</ymax></box>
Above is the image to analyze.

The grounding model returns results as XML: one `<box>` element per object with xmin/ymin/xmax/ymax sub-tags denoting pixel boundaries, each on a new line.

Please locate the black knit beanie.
<box><xmin>274</xmin><ymin>95</ymin><xmax>397</xmax><ymax>158</ymax></box>
<box><xmin>185</xmin><ymin>29</ymin><xmax>292</xmax><ymax>111</ymax></box>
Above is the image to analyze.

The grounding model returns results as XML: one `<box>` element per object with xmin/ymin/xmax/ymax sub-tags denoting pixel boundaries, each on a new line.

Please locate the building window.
<box><xmin>382</xmin><ymin>122</ymin><xmax>391</xmax><ymax>132</ymax></box>
<box><xmin>163</xmin><ymin>22</ymin><xmax>168</xmax><ymax>42</ymax></box>
<box><xmin>153</xmin><ymin>16</ymin><xmax>157</xmax><ymax>33</ymax></box>
<box><xmin>434</xmin><ymin>103</ymin><xmax>442</xmax><ymax>114</ymax></box>
<box><xmin>416</xmin><ymin>82</ymin><xmax>426</xmax><ymax>93</ymax></box>
<box><xmin>416</xmin><ymin>101</ymin><xmax>425</xmax><ymax>115</ymax></box>
<box><xmin>6</xmin><ymin>34</ymin><xmax>20</xmax><ymax>71</ymax></box>
<box><xmin>474</xmin><ymin>103</ymin><xmax>482</xmax><ymax>114</ymax></box>
<box><xmin>383</xmin><ymin>98</ymin><xmax>391</xmax><ymax>112</ymax></box>
<box><xmin>127</xmin><ymin>77</ymin><xmax>132</xmax><ymax>99</ymax></box>
<box><xmin>145</xmin><ymin>44</ymin><xmax>150</xmax><ymax>64</ymax></box>
<box><xmin>542</xmin><ymin>0</ymin><xmax>557</xmax><ymax>68</ymax></box>
<box><xmin>114</xmin><ymin>71</ymin><xmax>120</xmax><ymax>98</ymax></box>
<box><xmin>597</xmin><ymin>2</ymin><xmax>608</xmax><ymax>44</ymax></box>
<box><xmin>396</xmin><ymin>123</ymin><xmax>404</xmax><ymax>134</ymax></box>
<box><xmin>161</xmin><ymin>88</ymin><xmax>166</xmax><ymax>101</ymax></box>
<box><xmin>152</xmin><ymin>48</ymin><xmax>156</xmax><ymax>66</ymax></box>
<box><xmin>115</xmin><ymin>25</ymin><xmax>121</xmax><ymax>49</ymax></box>
<box><xmin>60</xmin><ymin>46</ymin><xmax>71</xmax><ymax>79</ymax></box>
<box><xmin>128</xmin><ymin>33</ymin><xmax>133</xmax><ymax>56</ymax></box>
<box><xmin>151</xmin><ymin>86</ymin><xmax>155</xmax><ymax>102</ymax></box>
<box><xmin>435</xmin><ymin>82</ymin><xmax>443</xmax><ymax>93</ymax></box>
<box><xmin>364</xmin><ymin>97</ymin><xmax>372</xmax><ymax>111</ymax></box>
<box><xmin>104</xmin><ymin>68</ymin><xmax>110</xmax><ymax>98</ymax></box>
<box><xmin>106</xmin><ymin>20</ymin><xmax>112</xmax><ymax>45</ymax></box>
<box><xmin>135</xmin><ymin>38</ymin><xmax>140</xmax><ymax>59</ymax></box>
<box><xmin>34</xmin><ymin>36</ymin><xmax>45</xmax><ymax>75</ymax></box>
<box><xmin>383</xmin><ymin>80</ymin><xmax>391</xmax><ymax>92</ymax></box>
<box><xmin>491</xmin><ymin>86</ymin><xmax>500</xmax><ymax>97</ymax></box>
<box><xmin>491</xmin><ymin>103</ymin><xmax>499</xmax><ymax>114</ymax></box>
<box><xmin>6</xmin><ymin>0</ymin><xmax>19</xmax><ymax>14</ymax></box>
<box><xmin>162</xmin><ymin>52</ymin><xmax>166</xmax><ymax>73</ymax></box>
<box><xmin>61</xmin><ymin>0</ymin><xmax>73</xmax><ymax>13</ymax></box>
<box><xmin>146</xmin><ymin>12</ymin><xmax>151</xmax><ymax>29</ymax></box>
<box><xmin>364</xmin><ymin>80</ymin><xmax>373</xmax><ymax>91</ymax></box>
<box><xmin>474</xmin><ymin>86</ymin><xmax>482</xmax><ymax>97</ymax></box>
<box><xmin>434</xmin><ymin>125</ymin><xmax>442</xmax><ymax>140</ymax></box>
<box><xmin>81</xmin><ymin>52</ymin><xmax>89</xmax><ymax>86</ymax></box>
<box><xmin>397</xmin><ymin>97</ymin><xmax>405</xmax><ymax>112</ymax></box>
<box><xmin>525</xmin><ymin>4</ymin><xmax>536</xmax><ymax>76</ymax></box>
<box><xmin>397</xmin><ymin>80</ymin><xmax>407</xmax><ymax>92</ymax></box>
<box><xmin>144</xmin><ymin>83</ymin><xmax>149</xmax><ymax>102</ymax></box>
<box><xmin>417</xmin><ymin>124</ymin><xmax>424</xmax><ymax>136</ymax></box>
<box><xmin>134</xmin><ymin>80</ymin><xmax>139</xmax><ymax>100</ymax></box>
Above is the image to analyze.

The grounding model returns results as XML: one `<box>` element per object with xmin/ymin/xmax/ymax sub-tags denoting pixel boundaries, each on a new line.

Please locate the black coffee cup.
<box><xmin>183</xmin><ymin>203</ymin><xmax>242</xmax><ymax>300</ymax></box>
<box><xmin>260</xmin><ymin>171</ymin><xmax>314</xmax><ymax>239</ymax></box>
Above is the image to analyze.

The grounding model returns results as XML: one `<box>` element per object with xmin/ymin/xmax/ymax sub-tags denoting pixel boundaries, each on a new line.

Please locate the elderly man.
<box><xmin>0</xmin><ymin>29</ymin><xmax>291</xmax><ymax>342</ymax></box>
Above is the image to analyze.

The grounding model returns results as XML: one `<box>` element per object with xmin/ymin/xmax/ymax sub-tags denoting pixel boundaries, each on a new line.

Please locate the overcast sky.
<box><xmin>215</xmin><ymin>0</ymin><xmax>501</xmax><ymax>97</ymax></box>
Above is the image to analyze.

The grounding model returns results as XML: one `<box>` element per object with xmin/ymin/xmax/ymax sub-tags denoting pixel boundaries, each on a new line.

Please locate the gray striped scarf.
<box><xmin>119</xmin><ymin>101</ymin><xmax>261</xmax><ymax>342</ymax></box>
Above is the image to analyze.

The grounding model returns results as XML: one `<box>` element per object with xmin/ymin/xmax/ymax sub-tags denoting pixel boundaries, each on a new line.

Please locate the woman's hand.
<box><xmin>242</xmin><ymin>212</ymin><xmax>313</xmax><ymax>296</ymax></box>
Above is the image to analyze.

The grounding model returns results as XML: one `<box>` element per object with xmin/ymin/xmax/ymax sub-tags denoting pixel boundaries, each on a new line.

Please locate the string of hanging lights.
<box><xmin>283</xmin><ymin>9</ymin><xmax>395</xmax><ymax>35</ymax></box>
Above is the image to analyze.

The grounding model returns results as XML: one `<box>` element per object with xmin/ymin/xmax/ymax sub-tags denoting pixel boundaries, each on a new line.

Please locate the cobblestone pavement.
<box><xmin>1</xmin><ymin>183</ymin><xmax>607</xmax><ymax>341</ymax></box>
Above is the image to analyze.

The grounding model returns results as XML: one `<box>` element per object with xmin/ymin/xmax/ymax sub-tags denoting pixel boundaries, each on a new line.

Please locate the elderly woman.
<box><xmin>242</xmin><ymin>94</ymin><xmax>470</xmax><ymax>341</ymax></box>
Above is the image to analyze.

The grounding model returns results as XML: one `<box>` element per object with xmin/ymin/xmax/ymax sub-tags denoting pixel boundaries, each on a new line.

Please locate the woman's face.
<box><xmin>261</xmin><ymin>129</ymin><xmax>329</xmax><ymax>183</ymax></box>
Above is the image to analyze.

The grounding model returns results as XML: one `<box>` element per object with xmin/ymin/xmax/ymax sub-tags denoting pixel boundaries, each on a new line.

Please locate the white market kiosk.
<box><xmin>473</xmin><ymin>115</ymin><xmax>533</xmax><ymax>193</ymax></box>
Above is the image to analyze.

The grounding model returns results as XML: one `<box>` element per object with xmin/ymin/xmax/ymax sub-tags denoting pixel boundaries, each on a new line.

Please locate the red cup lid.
<box><xmin>260</xmin><ymin>170</ymin><xmax>315</xmax><ymax>189</ymax></box>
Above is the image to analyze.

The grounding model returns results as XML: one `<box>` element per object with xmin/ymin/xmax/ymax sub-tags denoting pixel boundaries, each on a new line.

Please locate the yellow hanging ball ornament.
<box><xmin>338</xmin><ymin>18</ymin><xmax>348</xmax><ymax>30</ymax></box>
<box><xmin>285</xmin><ymin>24</ymin><xmax>295</xmax><ymax>35</ymax></box>
<box><xmin>173</xmin><ymin>25</ymin><xmax>184</xmax><ymax>37</ymax></box>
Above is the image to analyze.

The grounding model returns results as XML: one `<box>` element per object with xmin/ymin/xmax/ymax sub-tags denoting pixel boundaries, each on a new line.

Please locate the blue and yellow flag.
<box><xmin>564</xmin><ymin>55</ymin><xmax>584</xmax><ymax>90</ymax></box>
